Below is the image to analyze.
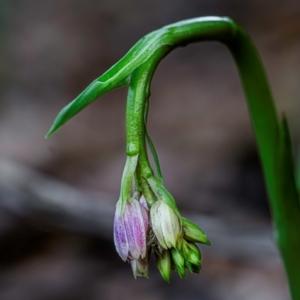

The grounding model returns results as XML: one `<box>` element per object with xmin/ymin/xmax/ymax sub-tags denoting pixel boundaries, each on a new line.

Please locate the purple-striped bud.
<box><xmin>114</xmin><ymin>199</ymin><xmax>148</xmax><ymax>261</ymax></box>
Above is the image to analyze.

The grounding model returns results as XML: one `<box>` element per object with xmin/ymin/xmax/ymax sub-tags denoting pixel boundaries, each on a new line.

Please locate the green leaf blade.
<box><xmin>45</xmin><ymin>79</ymin><xmax>111</xmax><ymax>137</ymax></box>
<box><xmin>45</xmin><ymin>29</ymin><xmax>169</xmax><ymax>137</ymax></box>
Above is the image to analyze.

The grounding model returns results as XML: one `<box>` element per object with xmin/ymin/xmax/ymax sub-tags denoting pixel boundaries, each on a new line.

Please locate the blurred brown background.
<box><xmin>0</xmin><ymin>0</ymin><xmax>300</xmax><ymax>299</ymax></box>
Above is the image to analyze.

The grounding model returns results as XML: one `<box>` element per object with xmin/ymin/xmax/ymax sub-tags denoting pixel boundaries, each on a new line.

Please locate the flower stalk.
<box><xmin>124</xmin><ymin>57</ymin><xmax>205</xmax><ymax>279</ymax></box>
<box><xmin>46</xmin><ymin>16</ymin><xmax>300</xmax><ymax>298</ymax></box>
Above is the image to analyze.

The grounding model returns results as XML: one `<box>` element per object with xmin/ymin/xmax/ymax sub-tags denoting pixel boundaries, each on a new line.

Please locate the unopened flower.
<box><xmin>113</xmin><ymin>199</ymin><xmax>148</xmax><ymax>262</ymax></box>
<box><xmin>181</xmin><ymin>239</ymin><xmax>201</xmax><ymax>266</ymax></box>
<box><xmin>182</xmin><ymin>217</ymin><xmax>210</xmax><ymax>245</ymax></box>
<box><xmin>150</xmin><ymin>200</ymin><xmax>182</xmax><ymax>249</ymax></box>
<box><xmin>171</xmin><ymin>248</ymin><xmax>186</xmax><ymax>278</ymax></box>
<box><xmin>131</xmin><ymin>253</ymin><xmax>150</xmax><ymax>279</ymax></box>
<box><xmin>156</xmin><ymin>250</ymin><xmax>171</xmax><ymax>282</ymax></box>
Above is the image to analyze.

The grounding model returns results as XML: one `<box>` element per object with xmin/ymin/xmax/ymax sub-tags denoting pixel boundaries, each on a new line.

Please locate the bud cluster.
<box><xmin>150</xmin><ymin>203</ymin><xmax>210</xmax><ymax>281</ymax></box>
<box><xmin>113</xmin><ymin>173</ymin><xmax>210</xmax><ymax>281</ymax></box>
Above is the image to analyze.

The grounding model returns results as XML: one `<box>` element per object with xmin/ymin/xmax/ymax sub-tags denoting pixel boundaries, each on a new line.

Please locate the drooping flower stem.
<box><xmin>46</xmin><ymin>16</ymin><xmax>300</xmax><ymax>295</ymax></box>
<box><xmin>125</xmin><ymin>58</ymin><xmax>161</xmax><ymax>210</ymax></box>
<box><xmin>126</xmin><ymin>57</ymin><xmax>183</xmax><ymax>214</ymax></box>
<box><xmin>124</xmin><ymin>18</ymin><xmax>300</xmax><ymax>299</ymax></box>
<box><xmin>134</xmin><ymin>162</ymin><xmax>156</xmax><ymax>207</ymax></box>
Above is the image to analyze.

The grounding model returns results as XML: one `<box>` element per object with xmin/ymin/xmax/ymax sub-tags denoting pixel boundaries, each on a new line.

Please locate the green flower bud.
<box><xmin>185</xmin><ymin>258</ymin><xmax>202</xmax><ymax>274</ymax></box>
<box><xmin>182</xmin><ymin>217</ymin><xmax>210</xmax><ymax>245</ymax></box>
<box><xmin>181</xmin><ymin>240</ymin><xmax>201</xmax><ymax>265</ymax></box>
<box><xmin>191</xmin><ymin>262</ymin><xmax>201</xmax><ymax>274</ymax></box>
<box><xmin>171</xmin><ymin>248</ymin><xmax>186</xmax><ymax>278</ymax></box>
<box><xmin>156</xmin><ymin>250</ymin><xmax>171</xmax><ymax>282</ymax></box>
<box><xmin>177</xmin><ymin>266</ymin><xmax>186</xmax><ymax>278</ymax></box>
<box><xmin>185</xmin><ymin>260</ymin><xmax>193</xmax><ymax>273</ymax></box>
<box><xmin>188</xmin><ymin>243</ymin><xmax>202</xmax><ymax>259</ymax></box>
<box><xmin>151</xmin><ymin>201</ymin><xmax>182</xmax><ymax>249</ymax></box>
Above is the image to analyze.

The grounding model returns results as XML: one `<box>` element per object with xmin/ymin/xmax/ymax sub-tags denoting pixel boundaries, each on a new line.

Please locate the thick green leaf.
<box><xmin>272</xmin><ymin>115</ymin><xmax>300</xmax><ymax>300</ymax></box>
<box><xmin>296</xmin><ymin>148</ymin><xmax>300</xmax><ymax>193</ymax></box>
<box><xmin>273</xmin><ymin>115</ymin><xmax>300</xmax><ymax>225</ymax></box>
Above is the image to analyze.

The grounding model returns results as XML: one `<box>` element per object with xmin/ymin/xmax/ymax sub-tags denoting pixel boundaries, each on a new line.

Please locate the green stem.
<box><xmin>126</xmin><ymin>60</ymin><xmax>155</xmax><ymax>177</ymax></box>
<box><xmin>126</xmin><ymin>64</ymin><xmax>182</xmax><ymax>211</ymax></box>
<box><xmin>126</xmin><ymin>58</ymin><xmax>159</xmax><ymax>206</ymax></box>
<box><xmin>125</xmin><ymin>18</ymin><xmax>300</xmax><ymax>299</ymax></box>
<box><xmin>118</xmin><ymin>154</ymin><xmax>138</xmax><ymax>213</ymax></box>
<box><xmin>296</xmin><ymin>147</ymin><xmax>300</xmax><ymax>192</ymax></box>
<box><xmin>133</xmin><ymin>161</ymin><xmax>156</xmax><ymax>206</ymax></box>
<box><xmin>144</xmin><ymin>96</ymin><xmax>164</xmax><ymax>183</ymax></box>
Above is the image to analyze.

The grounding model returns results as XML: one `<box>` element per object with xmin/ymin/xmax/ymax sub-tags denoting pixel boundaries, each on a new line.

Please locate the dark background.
<box><xmin>0</xmin><ymin>1</ymin><xmax>299</xmax><ymax>299</ymax></box>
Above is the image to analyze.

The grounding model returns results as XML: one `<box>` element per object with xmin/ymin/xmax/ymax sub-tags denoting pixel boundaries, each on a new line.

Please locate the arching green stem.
<box><xmin>46</xmin><ymin>16</ymin><xmax>300</xmax><ymax>297</ymax></box>
<box><xmin>125</xmin><ymin>18</ymin><xmax>300</xmax><ymax>299</ymax></box>
<box><xmin>126</xmin><ymin>58</ymin><xmax>159</xmax><ymax>206</ymax></box>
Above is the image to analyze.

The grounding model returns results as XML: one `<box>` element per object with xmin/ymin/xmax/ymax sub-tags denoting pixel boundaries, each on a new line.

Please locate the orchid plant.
<box><xmin>46</xmin><ymin>17</ymin><xmax>300</xmax><ymax>299</ymax></box>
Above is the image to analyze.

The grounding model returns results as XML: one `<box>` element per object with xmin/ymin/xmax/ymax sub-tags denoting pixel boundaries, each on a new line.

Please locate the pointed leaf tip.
<box><xmin>44</xmin><ymin>27</ymin><xmax>174</xmax><ymax>136</ymax></box>
<box><xmin>45</xmin><ymin>127</ymin><xmax>55</xmax><ymax>138</ymax></box>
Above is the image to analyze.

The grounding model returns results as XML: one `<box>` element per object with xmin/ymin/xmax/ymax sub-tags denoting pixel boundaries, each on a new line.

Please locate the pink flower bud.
<box><xmin>113</xmin><ymin>199</ymin><xmax>148</xmax><ymax>261</ymax></box>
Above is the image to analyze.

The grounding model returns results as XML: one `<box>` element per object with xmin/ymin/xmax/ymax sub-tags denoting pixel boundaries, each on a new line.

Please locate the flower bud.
<box><xmin>181</xmin><ymin>240</ymin><xmax>201</xmax><ymax>265</ymax></box>
<box><xmin>185</xmin><ymin>260</ymin><xmax>201</xmax><ymax>274</ymax></box>
<box><xmin>192</xmin><ymin>262</ymin><xmax>201</xmax><ymax>274</ymax></box>
<box><xmin>182</xmin><ymin>217</ymin><xmax>210</xmax><ymax>245</ymax></box>
<box><xmin>131</xmin><ymin>254</ymin><xmax>150</xmax><ymax>279</ymax></box>
<box><xmin>150</xmin><ymin>201</ymin><xmax>182</xmax><ymax>249</ymax></box>
<box><xmin>114</xmin><ymin>199</ymin><xmax>148</xmax><ymax>261</ymax></box>
<box><xmin>185</xmin><ymin>260</ymin><xmax>193</xmax><ymax>273</ymax></box>
<box><xmin>156</xmin><ymin>250</ymin><xmax>171</xmax><ymax>282</ymax></box>
<box><xmin>171</xmin><ymin>248</ymin><xmax>186</xmax><ymax>278</ymax></box>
